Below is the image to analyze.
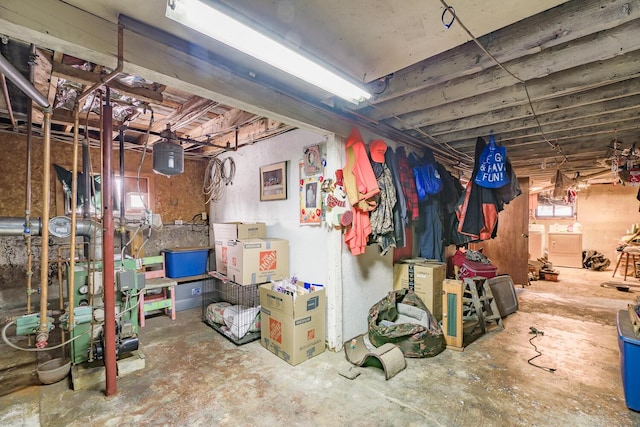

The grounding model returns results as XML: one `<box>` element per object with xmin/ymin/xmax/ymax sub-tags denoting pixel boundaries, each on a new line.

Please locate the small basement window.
<box><xmin>535</xmin><ymin>204</ymin><xmax>575</xmax><ymax>218</ymax></box>
<box><xmin>55</xmin><ymin>165</ymin><xmax>153</xmax><ymax>219</ymax></box>
<box><xmin>116</xmin><ymin>175</ymin><xmax>152</xmax><ymax>218</ymax></box>
<box><xmin>535</xmin><ymin>191</ymin><xmax>576</xmax><ymax>218</ymax></box>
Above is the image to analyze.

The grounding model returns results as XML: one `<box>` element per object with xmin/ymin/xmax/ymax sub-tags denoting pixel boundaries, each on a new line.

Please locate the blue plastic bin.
<box><xmin>163</xmin><ymin>247</ymin><xmax>210</xmax><ymax>278</ymax></box>
<box><xmin>617</xmin><ymin>310</ymin><xmax>640</xmax><ymax>412</ymax></box>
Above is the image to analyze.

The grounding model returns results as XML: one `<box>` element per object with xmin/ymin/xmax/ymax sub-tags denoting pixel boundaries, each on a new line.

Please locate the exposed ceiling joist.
<box><xmin>367</xmin><ymin>0</ymin><xmax>640</xmax><ymax>103</ymax></box>
<box><xmin>51</xmin><ymin>61</ymin><xmax>164</xmax><ymax>104</ymax></box>
<box><xmin>0</xmin><ymin>0</ymin><xmax>639</xmax><ymax>188</ymax></box>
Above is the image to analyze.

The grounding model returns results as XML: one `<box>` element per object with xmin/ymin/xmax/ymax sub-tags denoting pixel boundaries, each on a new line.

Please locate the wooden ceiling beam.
<box><xmin>366</xmin><ymin>19</ymin><xmax>640</xmax><ymax>121</ymax></box>
<box><xmin>134</xmin><ymin>95</ymin><xmax>220</xmax><ymax>144</ymax></box>
<box><xmin>394</xmin><ymin>50</ymin><xmax>640</xmax><ymax>133</ymax></box>
<box><xmin>432</xmin><ymin>96</ymin><xmax>640</xmax><ymax>144</ymax></box>
<box><xmin>51</xmin><ymin>61</ymin><xmax>164</xmax><ymax>104</ymax></box>
<box><xmin>448</xmin><ymin>123</ymin><xmax>640</xmax><ymax>155</ymax></box>
<box><xmin>51</xmin><ymin>109</ymin><xmax>123</xmax><ymax>132</ymax></box>
<box><xmin>185</xmin><ymin>108</ymin><xmax>259</xmax><ymax>141</ymax></box>
<box><xmin>365</xmin><ymin>0</ymin><xmax>640</xmax><ymax>104</ymax></box>
<box><xmin>199</xmin><ymin>118</ymin><xmax>285</xmax><ymax>155</ymax></box>
<box><xmin>154</xmin><ymin>96</ymin><xmax>218</xmax><ymax>132</ymax></box>
<box><xmin>420</xmin><ymin>78</ymin><xmax>640</xmax><ymax>136</ymax></box>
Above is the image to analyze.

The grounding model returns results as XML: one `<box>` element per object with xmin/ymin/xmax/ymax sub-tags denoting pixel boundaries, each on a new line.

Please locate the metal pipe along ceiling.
<box><xmin>0</xmin><ymin>216</ymin><xmax>102</xmax><ymax>260</ymax></box>
<box><xmin>77</xmin><ymin>24</ymin><xmax>124</xmax><ymax>103</ymax></box>
<box><xmin>0</xmin><ymin>51</ymin><xmax>49</xmax><ymax>108</ymax></box>
<box><xmin>0</xmin><ymin>217</ymin><xmax>42</xmax><ymax>235</ymax></box>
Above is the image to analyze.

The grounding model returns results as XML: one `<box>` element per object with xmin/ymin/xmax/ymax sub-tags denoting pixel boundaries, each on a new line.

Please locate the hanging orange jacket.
<box><xmin>342</xmin><ymin>127</ymin><xmax>379</xmax><ymax>255</ymax></box>
<box><xmin>343</xmin><ymin>127</ymin><xmax>379</xmax><ymax>210</ymax></box>
<box><xmin>344</xmin><ymin>209</ymin><xmax>372</xmax><ymax>255</ymax></box>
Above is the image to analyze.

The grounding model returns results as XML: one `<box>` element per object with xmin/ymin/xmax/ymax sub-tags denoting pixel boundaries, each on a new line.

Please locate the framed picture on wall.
<box><xmin>260</xmin><ymin>161</ymin><xmax>287</xmax><ymax>201</ymax></box>
<box><xmin>303</xmin><ymin>144</ymin><xmax>322</xmax><ymax>175</ymax></box>
<box><xmin>299</xmin><ymin>162</ymin><xmax>322</xmax><ymax>225</ymax></box>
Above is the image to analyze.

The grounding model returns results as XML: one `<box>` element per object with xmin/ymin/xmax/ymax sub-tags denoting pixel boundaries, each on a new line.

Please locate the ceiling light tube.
<box><xmin>166</xmin><ymin>0</ymin><xmax>371</xmax><ymax>104</ymax></box>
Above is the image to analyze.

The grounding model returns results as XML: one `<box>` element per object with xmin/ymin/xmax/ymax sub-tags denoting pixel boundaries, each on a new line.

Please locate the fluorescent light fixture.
<box><xmin>166</xmin><ymin>0</ymin><xmax>371</xmax><ymax>104</ymax></box>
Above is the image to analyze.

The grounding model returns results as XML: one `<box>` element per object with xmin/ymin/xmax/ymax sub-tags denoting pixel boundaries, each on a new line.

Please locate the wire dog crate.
<box><xmin>202</xmin><ymin>272</ymin><xmax>262</xmax><ymax>345</ymax></box>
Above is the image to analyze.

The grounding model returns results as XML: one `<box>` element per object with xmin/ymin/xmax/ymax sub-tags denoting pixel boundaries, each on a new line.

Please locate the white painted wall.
<box><xmin>211</xmin><ymin>128</ymin><xmax>330</xmax><ymax>280</ymax></box>
<box><xmin>341</xmin><ymin>246</ymin><xmax>394</xmax><ymax>340</ymax></box>
<box><xmin>210</xmin><ymin>128</ymin><xmax>395</xmax><ymax>350</ymax></box>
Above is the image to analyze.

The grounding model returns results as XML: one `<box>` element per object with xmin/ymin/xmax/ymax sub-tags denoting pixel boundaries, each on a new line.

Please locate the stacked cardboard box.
<box><xmin>227</xmin><ymin>238</ymin><xmax>289</xmax><ymax>285</ymax></box>
<box><xmin>213</xmin><ymin>222</ymin><xmax>266</xmax><ymax>275</ymax></box>
<box><xmin>393</xmin><ymin>259</ymin><xmax>446</xmax><ymax>321</ymax></box>
<box><xmin>259</xmin><ymin>284</ymin><xmax>326</xmax><ymax>365</ymax></box>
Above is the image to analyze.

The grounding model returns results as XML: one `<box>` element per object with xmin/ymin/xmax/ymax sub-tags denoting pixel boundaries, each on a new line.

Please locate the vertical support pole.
<box><xmin>118</xmin><ymin>125</ymin><xmax>126</xmax><ymax>251</ymax></box>
<box><xmin>25</xmin><ymin>44</ymin><xmax>35</xmax><ymax>314</ymax></box>
<box><xmin>68</xmin><ymin>107</ymin><xmax>80</xmax><ymax>327</ymax></box>
<box><xmin>325</xmin><ymin>133</ymin><xmax>343</xmax><ymax>350</ymax></box>
<box><xmin>102</xmin><ymin>88</ymin><xmax>117</xmax><ymax>396</ymax></box>
<box><xmin>36</xmin><ymin>110</ymin><xmax>52</xmax><ymax>348</ymax></box>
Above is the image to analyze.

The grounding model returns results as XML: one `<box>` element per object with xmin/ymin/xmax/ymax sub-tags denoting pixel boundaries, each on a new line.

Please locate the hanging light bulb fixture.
<box><xmin>153</xmin><ymin>124</ymin><xmax>184</xmax><ymax>176</ymax></box>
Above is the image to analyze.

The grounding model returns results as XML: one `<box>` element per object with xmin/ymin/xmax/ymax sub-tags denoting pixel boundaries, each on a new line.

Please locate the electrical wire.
<box><xmin>438</xmin><ymin>0</ymin><xmax>568</xmax><ymax>164</ymax></box>
<box><xmin>203</xmin><ymin>155</ymin><xmax>236</xmax><ymax>203</ymax></box>
<box><xmin>2</xmin><ymin>320</ymin><xmax>90</xmax><ymax>352</ymax></box>
<box><xmin>120</xmin><ymin>223</ymin><xmax>143</xmax><ymax>261</ymax></box>
<box><xmin>527</xmin><ymin>326</ymin><xmax>557</xmax><ymax>373</ymax></box>
<box><xmin>3</xmin><ymin>285</ymin><xmax>145</xmax><ymax>353</ymax></box>
<box><xmin>137</xmin><ymin>111</ymin><xmax>155</xmax><ymax>212</ymax></box>
<box><xmin>116</xmin><ymin>289</ymin><xmax>144</xmax><ymax>318</ymax></box>
<box><xmin>135</xmin><ymin>234</ymin><xmax>151</xmax><ymax>259</ymax></box>
<box><xmin>365</xmin><ymin>102</ymin><xmax>473</xmax><ymax>163</ymax></box>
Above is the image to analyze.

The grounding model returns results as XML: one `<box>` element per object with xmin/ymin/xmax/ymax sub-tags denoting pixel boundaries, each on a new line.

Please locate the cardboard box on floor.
<box><xmin>213</xmin><ymin>222</ymin><xmax>266</xmax><ymax>275</ymax></box>
<box><xmin>260</xmin><ymin>284</ymin><xmax>326</xmax><ymax>365</ymax></box>
<box><xmin>227</xmin><ymin>238</ymin><xmax>289</xmax><ymax>285</ymax></box>
<box><xmin>393</xmin><ymin>259</ymin><xmax>446</xmax><ymax>320</ymax></box>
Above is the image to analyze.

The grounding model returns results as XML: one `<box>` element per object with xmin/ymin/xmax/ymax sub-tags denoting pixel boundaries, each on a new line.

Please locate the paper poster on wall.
<box><xmin>303</xmin><ymin>144</ymin><xmax>322</xmax><ymax>176</ymax></box>
<box><xmin>299</xmin><ymin>162</ymin><xmax>322</xmax><ymax>225</ymax></box>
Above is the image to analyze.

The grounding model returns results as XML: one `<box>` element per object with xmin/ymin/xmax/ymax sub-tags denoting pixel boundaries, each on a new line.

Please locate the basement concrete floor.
<box><xmin>2</xmin><ymin>267</ymin><xmax>640</xmax><ymax>426</ymax></box>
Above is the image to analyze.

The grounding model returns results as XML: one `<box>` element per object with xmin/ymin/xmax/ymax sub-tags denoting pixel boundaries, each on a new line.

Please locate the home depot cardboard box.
<box><xmin>226</xmin><ymin>238</ymin><xmax>289</xmax><ymax>285</ymax></box>
<box><xmin>259</xmin><ymin>284</ymin><xmax>326</xmax><ymax>365</ymax></box>
<box><xmin>393</xmin><ymin>259</ymin><xmax>446</xmax><ymax>321</ymax></box>
<box><xmin>213</xmin><ymin>222</ymin><xmax>266</xmax><ymax>275</ymax></box>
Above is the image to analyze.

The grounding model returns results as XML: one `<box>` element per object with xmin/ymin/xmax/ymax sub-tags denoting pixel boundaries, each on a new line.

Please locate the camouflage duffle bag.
<box><xmin>368</xmin><ymin>289</ymin><xmax>446</xmax><ymax>358</ymax></box>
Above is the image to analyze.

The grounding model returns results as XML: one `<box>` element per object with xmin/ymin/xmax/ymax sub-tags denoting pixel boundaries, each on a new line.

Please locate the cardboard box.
<box><xmin>393</xmin><ymin>259</ymin><xmax>445</xmax><ymax>320</ymax></box>
<box><xmin>213</xmin><ymin>222</ymin><xmax>266</xmax><ymax>275</ymax></box>
<box><xmin>227</xmin><ymin>238</ymin><xmax>289</xmax><ymax>285</ymax></box>
<box><xmin>260</xmin><ymin>284</ymin><xmax>326</xmax><ymax>365</ymax></box>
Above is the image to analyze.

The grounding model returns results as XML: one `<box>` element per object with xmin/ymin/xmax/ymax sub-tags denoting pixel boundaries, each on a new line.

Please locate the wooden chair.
<box><xmin>613</xmin><ymin>248</ymin><xmax>640</xmax><ymax>281</ymax></box>
<box><xmin>613</xmin><ymin>230</ymin><xmax>640</xmax><ymax>281</ymax></box>
<box><xmin>138</xmin><ymin>254</ymin><xmax>178</xmax><ymax>327</ymax></box>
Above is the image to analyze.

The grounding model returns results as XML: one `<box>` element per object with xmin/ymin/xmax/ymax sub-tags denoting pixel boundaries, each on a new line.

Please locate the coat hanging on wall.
<box><xmin>455</xmin><ymin>137</ymin><xmax>500</xmax><ymax>242</ymax></box>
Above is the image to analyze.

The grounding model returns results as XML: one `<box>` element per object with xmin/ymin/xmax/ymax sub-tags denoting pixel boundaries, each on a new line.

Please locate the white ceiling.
<box><xmin>61</xmin><ymin>0</ymin><xmax>568</xmax><ymax>82</ymax></box>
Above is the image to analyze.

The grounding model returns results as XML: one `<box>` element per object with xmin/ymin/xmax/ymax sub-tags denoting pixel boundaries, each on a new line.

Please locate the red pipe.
<box><xmin>102</xmin><ymin>89</ymin><xmax>117</xmax><ymax>396</ymax></box>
